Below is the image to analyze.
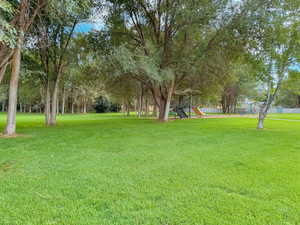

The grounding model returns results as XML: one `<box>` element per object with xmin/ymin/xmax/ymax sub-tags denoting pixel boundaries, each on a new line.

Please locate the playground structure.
<box><xmin>173</xmin><ymin>106</ymin><xmax>206</xmax><ymax>119</ymax></box>
<box><xmin>171</xmin><ymin>90</ymin><xmax>257</xmax><ymax>119</ymax></box>
<box><xmin>192</xmin><ymin>106</ymin><xmax>206</xmax><ymax>117</ymax></box>
<box><xmin>174</xmin><ymin>107</ymin><xmax>188</xmax><ymax>119</ymax></box>
<box><xmin>171</xmin><ymin>90</ymin><xmax>207</xmax><ymax>119</ymax></box>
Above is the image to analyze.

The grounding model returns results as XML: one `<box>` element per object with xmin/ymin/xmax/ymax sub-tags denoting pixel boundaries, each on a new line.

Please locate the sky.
<box><xmin>74</xmin><ymin>22</ymin><xmax>104</xmax><ymax>33</ymax></box>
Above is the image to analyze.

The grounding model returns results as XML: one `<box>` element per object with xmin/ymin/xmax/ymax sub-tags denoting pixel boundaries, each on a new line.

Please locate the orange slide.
<box><xmin>192</xmin><ymin>106</ymin><xmax>206</xmax><ymax>117</ymax></box>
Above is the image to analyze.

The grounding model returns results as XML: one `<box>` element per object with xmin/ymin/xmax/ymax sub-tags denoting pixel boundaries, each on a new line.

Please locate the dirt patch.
<box><xmin>0</xmin><ymin>133</ymin><xmax>31</xmax><ymax>139</ymax></box>
<box><xmin>201</xmin><ymin>114</ymin><xmax>257</xmax><ymax>119</ymax></box>
<box><xmin>169</xmin><ymin>114</ymin><xmax>257</xmax><ymax>120</ymax></box>
<box><xmin>0</xmin><ymin>160</ymin><xmax>16</xmax><ymax>172</ymax></box>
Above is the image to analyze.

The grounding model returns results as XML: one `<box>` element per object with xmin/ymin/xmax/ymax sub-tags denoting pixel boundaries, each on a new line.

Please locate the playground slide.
<box><xmin>175</xmin><ymin>108</ymin><xmax>188</xmax><ymax>119</ymax></box>
<box><xmin>192</xmin><ymin>106</ymin><xmax>206</xmax><ymax>116</ymax></box>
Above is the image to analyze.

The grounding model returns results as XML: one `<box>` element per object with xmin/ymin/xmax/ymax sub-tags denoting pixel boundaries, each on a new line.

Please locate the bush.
<box><xmin>94</xmin><ymin>96</ymin><xmax>121</xmax><ymax>113</ymax></box>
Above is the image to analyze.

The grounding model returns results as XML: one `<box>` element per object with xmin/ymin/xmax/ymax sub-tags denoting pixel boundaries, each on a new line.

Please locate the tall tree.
<box><xmin>35</xmin><ymin>0</ymin><xmax>92</xmax><ymax>125</ymax></box>
<box><xmin>2</xmin><ymin>0</ymin><xmax>46</xmax><ymax>136</ymax></box>
<box><xmin>249</xmin><ymin>0</ymin><xmax>300</xmax><ymax>129</ymax></box>
<box><xmin>103</xmin><ymin>0</ymin><xmax>267</xmax><ymax>121</ymax></box>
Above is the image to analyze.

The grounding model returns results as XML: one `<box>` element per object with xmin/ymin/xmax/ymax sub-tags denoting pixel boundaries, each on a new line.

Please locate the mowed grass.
<box><xmin>268</xmin><ymin>113</ymin><xmax>300</xmax><ymax>120</ymax></box>
<box><xmin>1</xmin><ymin>113</ymin><xmax>300</xmax><ymax>225</ymax></box>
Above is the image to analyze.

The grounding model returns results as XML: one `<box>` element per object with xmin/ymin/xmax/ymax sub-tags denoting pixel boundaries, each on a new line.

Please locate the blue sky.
<box><xmin>290</xmin><ymin>63</ymin><xmax>300</xmax><ymax>72</ymax></box>
<box><xmin>75</xmin><ymin>23</ymin><xmax>94</xmax><ymax>33</ymax></box>
<box><xmin>75</xmin><ymin>22</ymin><xmax>104</xmax><ymax>33</ymax></box>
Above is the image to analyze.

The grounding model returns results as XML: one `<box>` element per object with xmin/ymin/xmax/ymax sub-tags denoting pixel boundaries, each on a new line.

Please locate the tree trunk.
<box><xmin>163</xmin><ymin>79</ymin><xmax>175</xmax><ymax>121</ymax></box>
<box><xmin>1</xmin><ymin>101</ymin><xmax>5</xmax><ymax>112</ymax></box>
<box><xmin>158</xmin><ymin>98</ymin><xmax>166</xmax><ymax>121</ymax></box>
<box><xmin>56</xmin><ymin>95</ymin><xmax>59</xmax><ymax>115</ymax></box>
<box><xmin>45</xmin><ymin>81</ymin><xmax>51</xmax><ymax>125</ymax></box>
<box><xmin>4</xmin><ymin>43</ymin><xmax>22</xmax><ymax>136</ymax></box>
<box><xmin>138</xmin><ymin>84</ymin><xmax>144</xmax><ymax>118</ymax></box>
<box><xmin>257</xmin><ymin>110</ymin><xmax>266</xmax><ymax>129</ymax></box>
<box><xmin>145</xmin><ymin>97</ymin><xmax>149</xmax><ymax>117</ymax></box>
<box><xmin>126</xmin><ymin>105</ymin><xmax>130</xmax><ymax>116</ymax></box>
<box><xmin>49</xmin><ymin>80</ymin><xmax>59</xmax><ymax>126</ymax></box>
<box><xmin>152</xmin><ymin>104</ymin><xmax>157</xmax><ymax>117</ymax></box>
<box><xmin>0</xmin><ymin>63</ymin><xmax>8</xmax><ymax>84</ymax></box>
<box><xmin>61</xmin><ymin>87</ymin><xmax>65</xmax><ymax>114</ymax></box>
<box><xmin>71</xmin><ymin>102</ymin><xmax>75</xmax><ymax>114</ymax></box>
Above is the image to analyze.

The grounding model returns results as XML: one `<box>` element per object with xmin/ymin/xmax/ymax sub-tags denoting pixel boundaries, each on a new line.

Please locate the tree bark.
<box><xmin>1</xmin><ymin>101</ymin><xmax>5</xmax><ymax>112</ymax></box>
<box><xmin>4</xmin><ymin>41</ymin><xmax>22</xmax><ymax>136</ymax></box>
<box><xmin>257</xmin><ymin>110</ymin><xmax>266</xmax><ymax>129</ymax></box>
<box><xmin>49</xmin><ymin>79</ymin><xmax>60</xmax><ymax>126</ymax></box>
<box><xmin>126</xmin><ymin>105</ymin><xmax>130</xmax><ymax>116</ymax></box>
<box><xmin>152</xmin><ymin>104</ymin><xmax>157</xmax><ymax>117</ymax></box>
<box><xmin>145</xmin><ymin>97</ymin><xmax>149</xmax><ymax>117</ymax></box>
<box><xmin>0</xmin><ymin>63</ymin><xmax>8</xmax><ymax>84</ymax></box>
<box><xmin>158</xmin><ymin>98</ymin><xmax>166</xmax><ymax>121</ymax></box>
<box><xmin>163</xmin><ymin>79</ymin><xmax>175</xmax><ymax>121</ymax></box>
<box><xmin>45</xmin><ymin>81</ymin><xmax>51</xmax><ymax>125</ymax></box>
<box><xmin>71</xmin><ymin>102</ymin><xmax>75</xmax><ymax>114</ymax></box>
<box><xmin>61</xmin><ymin>87</ymin><xmax>65</xmax><ymax>114</ymax></box>
<box><xmin>82</xmin><ymin>98</ymin><xmax>87</xmax><ymax>114</ymax></box>
<box><xmin>138</xmin><ymin>84</ymin><xmax>144</xmax><ymax>118</ymax></box>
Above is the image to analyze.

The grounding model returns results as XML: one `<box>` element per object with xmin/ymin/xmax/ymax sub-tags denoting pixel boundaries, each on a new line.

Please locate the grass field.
<box><xmin>1</xmin><ymin>113</ymin><xmax>300</xmax><ymax>225</ymax></box>
<box><xmin>267</xmin><ymin>113</ymin><xmax>300</xmax><ymax>120</ymax></box>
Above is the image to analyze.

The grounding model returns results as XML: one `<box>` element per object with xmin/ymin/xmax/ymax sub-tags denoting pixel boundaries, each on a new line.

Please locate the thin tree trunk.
<box><xmin>1</xmin><ymin>101</ymin><xmax>5</xmax><ymax>112</ymax></box>
<box><xmin>158</xmin><ymin>98</ymin><xmax>166</xmax><ymax>121</ymax></box>
<box><xmin>0</xmin><ymin>63</ymin><xmax>8</xmax><ymax>84</ymax></box>
<box><xmin>56</xmin><ymin>95</ymin><xmax>59</xmax><ymax>115</ymax></box>
<box><xmin>152</xmin><ymin>104</ymin><xmax>157</xmax><ymax>117</ymax></box>
<box><xmin>61</xmin><ymin>87</ymin><xmax>65</xmax><ymax>114</ymax></box>
<box><xmin>45</xmin><ymin>81</ymin><xmax>51</xmax><ymax>125</ymax></box>
<box><xmin>4</xmin><ymin>42</ymin><xmax>22</xmax><ymax>136</ymax></box>
<box><xmin>84</xmin><ymin>98</ymin><xmax>87</xmax><ymax>113</ymax></box>
<box><xmin>145</xmin><ymin>97</ymin><xmax>149</xmax><ymax>117</ymax></box>
<box><xmin>138</xmin><ymin>84</ymin><xmax>144</xmax><ymax>118</ymax></box>
<box><xmin>257</xmin><ymin>110</ymin><xmax>266</xmax><ymax>129</ymax></box>
<box><xmin>49</xmin><ymin>80</ymin><xmax>59</xmax><ymax>126</ymax></box>
<box><xmin>71</xmin><ymin>102</ymin><xmax>74</xmax><ymax>114</ymax></box>
<box><xmin>163</xmin><ymin>79</ymin><xmax>175</xmax><ymax>122</ymax></box>
<box><xmin>134</xmin><ymin>99</ymin><xmax>138</xmax><ymax>114</ymax></box>
<box><xmin>126</xmin><ymin>104</ymin><xmax>130</xmax><ymax>116</ymax></box>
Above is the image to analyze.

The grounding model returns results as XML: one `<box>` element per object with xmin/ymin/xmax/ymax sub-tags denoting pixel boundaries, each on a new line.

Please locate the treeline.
<box><xmin>0</xmin><ymin>0</ymin><xmax>299</xmax><ymax>136</ymax></box>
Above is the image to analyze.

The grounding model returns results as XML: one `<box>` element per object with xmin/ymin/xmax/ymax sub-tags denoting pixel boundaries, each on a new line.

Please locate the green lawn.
<box><xmin>268</xmin><ymin>113</ymin><xmax>300</xmax><ymax>120</ymax></box>
<box><xmin>1</xmin><ymin>113</ymin><xmax>300</xmax><ymax>225</ymax></box>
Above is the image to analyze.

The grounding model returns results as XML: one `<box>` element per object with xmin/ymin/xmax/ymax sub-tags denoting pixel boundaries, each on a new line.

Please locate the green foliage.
<box><xmin>276</xmin><ymin>70</ymin><xmax>300</xmax><ymax>107</ymax></box>
<box><xmin>94</xmin><ymin>96</ymin><xmax>121</xmax><ymax>113</ymax></box>
<box><xmin>0</xmin><ymin>0</ymin><xmax>16</xmax><ymax>48</ymax></box>
<box><xmin>0</xmin><ymin>85</ymin><xmax>8</xmax><ymax>102</ymax></box>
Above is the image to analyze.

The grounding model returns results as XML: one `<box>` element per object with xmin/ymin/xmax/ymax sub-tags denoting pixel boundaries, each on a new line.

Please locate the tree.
<box><xmin>103</xmin><ymin>0</ymin><xmax>267</xmax><ymax>121</ymax></box>
<box><xmin>220</xmin><ymin>62</ymin><xmax>258</xmax><ymax>113</ymax></box>
<box><xmin>34</xmin><ymin>0</ymin><xmax>92</xmax><ymax>125</ymax></box>
<box><xmin>275</xmin><ymin>70</ymin><xmax>300</xmax><ymax>107</ymax></box>
<box><xmin>249</xmin><ymin>1</ymin><xmax>300</xmax><ymax>129</ymax></box>
<box><xmin>0</xmin><ymin>0</ymin><xmax>16</xmax><ymax>84</ymax></box>
<box><xmin>2</xmin><ymin>0</ymin><xmax>46</xmax><ymax>136</ymax></box>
